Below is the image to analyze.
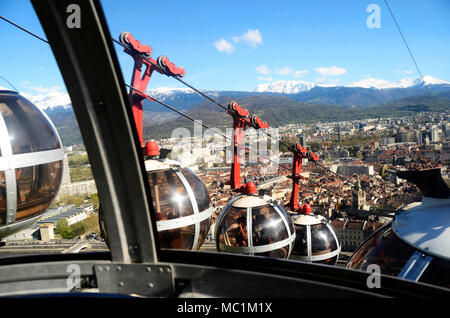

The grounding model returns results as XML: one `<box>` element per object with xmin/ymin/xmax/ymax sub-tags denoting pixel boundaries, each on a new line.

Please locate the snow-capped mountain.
<box><xmin>146</xmin><ymin>87</ymin><xmax>195</xmax><ymax>97</ymax></box>
<box><xmin>254</xmin><ymin>76</ymin><xmax>449</xmax><ymax>93</ymax></box>
<box><xmin>254</xmin><ymin>80</ymin><xmax>318</xmax><ymax>94</ymax></box>
<box><xmin>346</xmin><ymin>75</ymin><xmax>450</xmax><ymax>90</ymax></box>
<box><xmin>20</xmin><ymin>91</ymin><xmax>72</xmax><ymax>110</ymax></box>
<box><xmin>11</xmin><ymin>75</ymin><xmax>449</xmax><ymax>112</ymax></box>
<box><xmin>146</xmin><ymin>86</ymin><xmax>219</xmax><ymax>99</ymax></box>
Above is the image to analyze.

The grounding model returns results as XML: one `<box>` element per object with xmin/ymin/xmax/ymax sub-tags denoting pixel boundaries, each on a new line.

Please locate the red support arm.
<box><xmin>226</xmin><ymin>101</ymin><xmax>268</xmax><ymax>194</ymax></box>
<box><xmin>289</xmin><ymin>143</ymin><xmax>319</xmax><ymax>212</ymax></box>
<box><xmin>228</xmin><ymin>101</ymin><xmax>249</xmax><ymax>190</ymax></box>
<box><xmin>121</xmin><ymin>32</ymin><xmax>185</xmax><ymax>155</ymax></box>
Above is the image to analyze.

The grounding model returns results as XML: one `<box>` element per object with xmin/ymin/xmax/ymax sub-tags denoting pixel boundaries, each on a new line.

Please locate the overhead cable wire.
<box><xmin>127</xmin><ymin>84</ymin><xmax>351</xmax><ymax>203</ymax></box>
<box><xmin>383</xmin><ymin>0</ymin><xmax>434</xmax><ymax>101</ymax></box>
<box><xmin>112</xmin><ymin>38</ymin><xmax>377</xmax><ymax>196</ymax></box>
<box><xmin>0</xmin><ymin>15</ymin><xmax>49</xmax><ymax>44</ymax></box>
<box><xmin>0</xmin><ymin>15</ymin><xmax>370</xmax><ymax>202</ymax></box>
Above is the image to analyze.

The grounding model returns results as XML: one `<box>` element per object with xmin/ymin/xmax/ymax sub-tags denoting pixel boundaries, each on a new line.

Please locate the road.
<box><xmin>0</xmin><ymin>239</ymin><xmax>109</xmax><ymax>257</ymax></box>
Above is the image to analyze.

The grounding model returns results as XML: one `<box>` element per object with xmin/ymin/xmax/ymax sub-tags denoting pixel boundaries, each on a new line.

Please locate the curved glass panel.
<box><xmin>277</xmin><ymin>204</ymin><xmax>294</xmax><ymax>235</ymax></box>
<box><xmin>181</xmin><ymin>167</ymin><xmax>211</xmax><ymax>212</ymax></box>
<box><xmin>251</xmin><ymin>205</ymin><xmax>288</xmax><ymax>246</ymax></box>
<box><xmin>258</xmin><ymin>247</ymin><xmax>289</xmax><ymax>259</ymax></box>
<box><xmin>292</xmin><ymin>224</ymin><xmax>308</xmax><ymax>256</ymax></box>
<box><xmin>217</xmin><ymin>206</ymin><xmax>248</xmax><ymax>248</ymax></box>
<box><xmin>346</xmin><ymin>223</ymin><xmax>416</xmax><ymax>277</ymax></box>
<box><xmin>147</xmin><ymin>169</ymin><xmax>194</xmax><ymax>221</ymax></box>
<box><xmin>310</xmin><ymin>223</ymin><xmax>338</xmax><ymax>256</ymax></box>
<box><xmin>252</xmin><ymin>205</ymin><xmax>290</xmax><ymax>258</ymax></box>
<box><xmin>158</xmin><ymin>225</ymin><xmax>195</xmax><ymax>249</ymax></box>
<box><xmin>147</xmin><ymin>168</ymin><xmax>196</xmax><ymax>249</ymax></box>
<box><xmin>0</xmin><ymin>171</ymin><xmax>5</xmax><ymax>225</ymax></box>
<box><xmin>15</xmin><ymin>161</ymin><xmax>63</xmax><ymax>221</ymax></box>
<box><xmin>195</xmin><ymin>218</ymin><xmax>212</xmax><ymax>250</ymax></box>
<box><xmin>0</xmin><ymin>93</ymin><xmax>61</xmax><ymax>154</ymax></box>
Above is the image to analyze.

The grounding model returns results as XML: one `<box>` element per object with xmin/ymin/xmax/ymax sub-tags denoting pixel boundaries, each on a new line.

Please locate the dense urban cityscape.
<box><xmin>4</xmin><ymin>110</ymin><xmax>447</xmax><ymax>259</ymax></box>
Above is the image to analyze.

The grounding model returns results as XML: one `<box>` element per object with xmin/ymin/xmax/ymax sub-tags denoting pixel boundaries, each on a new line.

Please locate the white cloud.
<box><xmin>395</xmin><ymin>69</ymin><xmax>413</xmax><ymax>74</ymax></box>
<box><xmin>314</xmin><ymin>66</ymin><xmax>347</xmax><ymax>76</ymax></box>
<box><xmin>275</xmin><ymin>67</ymin><xmax>292</xmax><ymax>76</ymax></box>
<box><xmin>293</xmin><ymin>70</ymin><xmax>308</xmax><ymax>78</ymax></box>
<box><xmin>232</xmin><ymin>29</ymin><xmax>263</xmax><ymax>48</ymax></box>
<box><xmin>214</xmin><ymin>38</ymin><xmax>234</xmax><ymax>54</ymax></box>
<box><xmin>255</xmin><ymin>65</ymin><xmax>270</xmax><ymax>75</ymax></box>
<box><xmin>257</xmin><ymin>76</ymin><xmax>273</xmax><ymax>82</ymax></box>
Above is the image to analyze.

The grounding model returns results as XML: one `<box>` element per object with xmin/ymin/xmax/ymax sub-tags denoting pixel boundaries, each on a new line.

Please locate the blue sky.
<box><xmin>0</xmin><ymin>0</ymin><xmax>449</xmax><ymax>94</ymax></box>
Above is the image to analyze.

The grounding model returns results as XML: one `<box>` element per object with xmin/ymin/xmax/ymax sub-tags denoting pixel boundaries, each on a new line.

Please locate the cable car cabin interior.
<box><xmin>0</xmin><ymin>0</ymin><xmax>448</xmax><ymax>299</ymax></box>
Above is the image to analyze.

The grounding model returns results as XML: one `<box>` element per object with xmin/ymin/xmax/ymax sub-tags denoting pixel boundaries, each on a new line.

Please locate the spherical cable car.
<box><xmin>287</xmin><ymin>143</ymin><xmax>341</xmax><ymax>264</ymax></box>
<box><xmin>214</xmin><ymin>101</ymin><xmax>295</xmax><ymax>259</ymax></box>
<box><xmin>0</xmin><ymin>90</ymin><xmax>64</xmax><ymax>238</ymax></box>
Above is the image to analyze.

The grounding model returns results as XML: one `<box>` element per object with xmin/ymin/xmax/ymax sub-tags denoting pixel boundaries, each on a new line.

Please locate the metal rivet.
<box><xmin>94</xmin><ymin>100</ymin><xmax>106</xmax><ymax>113</ymax></box>
<box><xmin>148</xmin><ymin>283</ymin><xmax>154</xmax><ymax>288</ymax></box>
<box><xmin>165</xmin><ymin>268</ymin><xmax>171</xmax><ymax>273</ymax></box>
<box><xmin>146</xmin><ymin>267</ymin><xmax>152</xmax><ymax>272</ymax></box>
<box><xmin>105</xmin><ymin>266</ymin><xmax>110</xmax><ymax>271</ymax></box>
<box><xmin>116</xmin><ymin>266</ymin><xmax>122</xmax><ymax>272</ymax></box>
<box><xmin>118</xmin><ymin>282</ymin><xmax>124</xmax><ymax>287</ymax></box>
<box><xmin>98</xmin><ymin>266</ymin><xmax>103</xmax><ymax>271</ymax></box>
<box><xmin>157</xmin><ymin>267</ymin><xmax>163</xmax><ymax>273</ymax></box>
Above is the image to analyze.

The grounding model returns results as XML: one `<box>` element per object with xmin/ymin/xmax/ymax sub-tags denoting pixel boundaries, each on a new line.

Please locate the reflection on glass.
<box><xmin>218</xmin><ymin>206</ymin><xmax>248</xmax><ymax>248</ymax></box>
<box><xmin>196</xmin><ymin>217</ymin><xmax>211</xmax><ymax>250</ymax></box>
<box><xmin>278</xmin><ymin>204</ymin><xmax>295</xmax><ymax>236</ymax></box>
<box><xmin>0</xmin><ymin>94</ymin><xmax>61</xmax><ymax>154</ymax></box>
<box><xmin>147</xmin><ymin>168</ymin><xmax>195</xmax><ymax>249</ymax></box>
<box><xmin>293</xmin><ymin>224</ymin><xmax>308</xmax><ymax>256</ymax></box>
<box><xmin>310</xmin><ymin>223</ymin><xmax>337</xmax><ymax>256</ymax></box>
<box><xmin>0</xmin><ymin>171</ymin><xmax>5</xmax><ymax>224</ymax></box>
<box><xmin>181</xmin><ymin>167</ymin><xmax>211</xmax><ymax>212</ymax></box>
<box><xmin>251</xmin><ymin>205</ymin><xmax>289</xmax><ymax>258</ymax></box>
<box><xmin>147</xmin><ymin>169</ymin><xmax>193</xmax><ymax>221</ymax></box>
<box><xmin>346</xmin><ymin>224</ymin><xmax>415</xmax><ymax>276</ymax></box>
<box><xmin>158</xmin><ymin>225</ymin><xmax>195</xmax><ymax>250</ymax></box>
<box><xmin>16</xmin><ymin>161</ymin><xmax>63</xmax><ymax>221</ymax></box>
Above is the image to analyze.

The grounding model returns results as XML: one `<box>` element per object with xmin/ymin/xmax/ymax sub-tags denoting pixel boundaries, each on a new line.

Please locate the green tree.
<box><xmin>309</xmin><ymin>142</ymin><xmax>320</xmax><ymax>152</ymax></box>
<box><xmin>55</xmin><ymin>218</ymin><xmax>73</xmax><ymax>239</ymax></box>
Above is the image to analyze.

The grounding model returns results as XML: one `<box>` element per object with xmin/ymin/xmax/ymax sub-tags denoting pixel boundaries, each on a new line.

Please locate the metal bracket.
<box><xmin>397</xmin><ymin>250</ymin><xmax>433</xmax><ymax>282</ymax></box>
<box><xmin>94</xmin><ymin>264</ymin><xmax>175</xmax><ymax>297</ymax></box>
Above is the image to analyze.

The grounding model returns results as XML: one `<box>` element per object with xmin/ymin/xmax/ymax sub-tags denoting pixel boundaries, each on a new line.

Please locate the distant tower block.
<box><xmin>61</xmin><ymin>154</ymin><xmax>71</xmax><ymax>185</ymax></box>
<box><xmin>352</xmin><ymin>176</ymin><xmax>366</xmax><ymax>210</ymax></box>
<box><xmin>299</xmin><ymin>135</ymin><xmax>307</xmax><ymax>148</ymax></box>
<box><xmin>337</xmin><ymin>124</ymin><xmax>342</xmax><ymax>143</ymax></box>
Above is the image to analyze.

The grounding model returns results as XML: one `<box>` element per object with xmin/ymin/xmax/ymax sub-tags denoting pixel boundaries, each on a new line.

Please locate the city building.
<box><xmin>331</xmin><ymin>218</ymin><xmax>384</xmax><ymax>252</ymax></box>
<box><xmin>39</xmin><ymin>223</ymin><xmax>54</xmax><ymax>241</ymax></box>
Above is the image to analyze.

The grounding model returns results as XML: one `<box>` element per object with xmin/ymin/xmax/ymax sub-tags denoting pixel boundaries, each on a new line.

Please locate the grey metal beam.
<box><xmin>31</xmin><ymin>0</ymin><xmax>158</xmax><ymax>263</ymax></box>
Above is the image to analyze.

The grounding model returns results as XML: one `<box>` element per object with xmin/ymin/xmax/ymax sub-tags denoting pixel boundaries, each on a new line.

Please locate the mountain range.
<box><xmin>18</xmin><ymin>75</ymin><xmax>450</xmax><ymax>144</ymax></box>
<box><xmin>143</xmin><ymin>76</ymin><xmax>450</xmax><ymax>110</ymax></box>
